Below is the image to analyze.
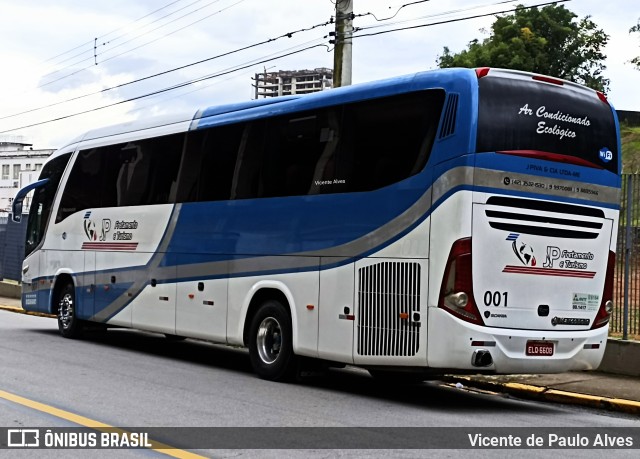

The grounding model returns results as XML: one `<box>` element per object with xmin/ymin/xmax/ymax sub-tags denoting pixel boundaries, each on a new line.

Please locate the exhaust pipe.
<box><xmin>472</xmin><ymin>349</ymin><xmax>493</xmax><ymax>367</ymax></box>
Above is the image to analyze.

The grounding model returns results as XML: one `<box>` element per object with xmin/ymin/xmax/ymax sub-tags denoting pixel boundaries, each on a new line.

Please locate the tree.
<box><xmin>631</xmin><ymin>19</ymin><xmax>640</xmax><ymax>70</ymax></box>
<box><xmin>437</xmin><ymin>4</ymin><xmax>610</xmax><ymax>92</ymax></box>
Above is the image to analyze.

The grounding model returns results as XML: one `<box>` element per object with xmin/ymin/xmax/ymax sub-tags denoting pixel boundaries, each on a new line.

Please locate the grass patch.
<box><xmin>622</xmin><ymin>125</ymin><xmax>640</xmax><ymax>173</ymax></box>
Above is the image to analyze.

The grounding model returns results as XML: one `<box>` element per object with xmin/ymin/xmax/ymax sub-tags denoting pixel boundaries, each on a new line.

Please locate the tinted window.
<box><xmin>182</xmin><ymin>89</ymin><xmax>444</xmax><ymax>201</ymax></box>
<box><xmin>337</xmin><ymin>90</ymin><xmax>444</xmax><ymax>192</ymax></box>
<box><xmin>57</xmin><ymin>133</ymin><xmax>184</xmax><ymax>221</ymax></box>
<box><xmin>177</xmin><ymin>124</ymin><xmax>243</xmax><ymax>202</ymax></box>
<box><xmin>477</xmin><ymin>76</ymin><xmax>619</xmax><ymax>173</ymax></box>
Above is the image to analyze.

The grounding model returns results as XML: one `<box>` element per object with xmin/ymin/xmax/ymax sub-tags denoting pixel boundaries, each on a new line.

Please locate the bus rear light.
<box><xmin>471</xmin><ymin>341</ymin><xmax>496</xmax><ymax>347</ymax></box>
<box><xmin>438</xmin><ymin>238</ymin><xmax>484</xmax><ymax>326</ymax></box>
<box><xmin>532</xmin><ymin>74</ymin><xmax>564</xmax><ymax>86</ymax></box>
<box><xmin>475</xmin><ymin>67</ymin><xmax>490</xmax><ymax>79</ymax></box>
<box><xmin>596</xmin><ymin>91</ymin><xmax>609</xmax><ymax>104</ymax></box>
<box><xmin>592</xmin><ymin>251</ymin><xmax>615</xmax><ymax>329</ymax></box>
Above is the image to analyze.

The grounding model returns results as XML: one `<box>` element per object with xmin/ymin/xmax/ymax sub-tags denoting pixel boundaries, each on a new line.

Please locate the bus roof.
<box><xmin>48</xmin><ymin>67</ymin><xmax>612</xmax><ymax>161</ymax></box>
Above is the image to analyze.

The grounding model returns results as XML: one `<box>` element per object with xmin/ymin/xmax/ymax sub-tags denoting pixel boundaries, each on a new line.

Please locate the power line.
<box><xmin>40</xmin><ymin>0</ymin><xmax>195</xmax><ymax>67</ymax></box>
<box><xmin>352</xmin><ymin>0</ymin><xmax>571</xmax><ymax>38</ymax></box>
<box><xmin>0</xmin><ymin>18</ymin><xmax>334</xmax><ymax>123</ymax></box>
<box><xmin>356</xmin><ymin>0</ymin><xmax>520</xmax><ymax>31</ymax></box>
<box><xmin>41</xmin><ymin>0</ymin><xmax>209</xmax><ymax>73</ymax></box>
<box><xmin>0</xmin><ymin>43</ymin><xmax>329</xmax><ymax>135</ymax></box>
<box><xmin>1</xmin><ymin>0</ymin><xmax>574</xmax><ymax>135</ymax></box>
<box><xmin>9</xmin><ymin>0</ymin><xmax>532</xmax><ymax>123</ymax></box>
<box><xmin>366</xmin><ymin>0</ymin><xmax>433</xmax><ymax>22</ymax></box>
<box><xmin>39</xmin><ymin>0</ymin><xmax>243</xmax><ymax>90</ymax></box>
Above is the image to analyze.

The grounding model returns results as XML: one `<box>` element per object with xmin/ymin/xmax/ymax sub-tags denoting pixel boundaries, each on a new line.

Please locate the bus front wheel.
<box><xmin>56</xmin><ymin>282</ymin><xmax>84</xmax><ymax>339</ymax></box>
<box><xmin>248</xmin><ymin>300</ymin><xmax>297</xmax><ymax>381</ymax></box>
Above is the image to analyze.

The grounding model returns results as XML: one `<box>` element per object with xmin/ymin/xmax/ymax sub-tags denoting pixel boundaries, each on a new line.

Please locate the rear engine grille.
<box><xmin>485</xmin><ymin>196</ymin><xmax>604</xmax><ymax>239</ymax></box>
<box><xmin>357</xmin><ymin>262</ymin><xmax>420</xmax><ymax>356</ymax></box>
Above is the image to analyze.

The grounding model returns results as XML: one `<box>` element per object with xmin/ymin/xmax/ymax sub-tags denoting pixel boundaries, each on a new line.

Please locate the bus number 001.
<box><xmin>484</xmin><ymin>291</ymin><xmax>508</xmax><ymax>307</ymax></box>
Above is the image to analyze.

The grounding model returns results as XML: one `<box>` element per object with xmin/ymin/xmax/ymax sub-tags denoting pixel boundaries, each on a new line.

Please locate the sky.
<box><xmin>0</xmin><ymin>0</ymin><xmax>638</xmax><ymax>149</ymax></box>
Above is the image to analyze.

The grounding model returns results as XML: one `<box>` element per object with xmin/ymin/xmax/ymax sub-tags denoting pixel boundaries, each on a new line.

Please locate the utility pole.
<box><xmin>332</xmin><ymin>0</ymin><xmax>353</xmax><ymax>87</ymax></box>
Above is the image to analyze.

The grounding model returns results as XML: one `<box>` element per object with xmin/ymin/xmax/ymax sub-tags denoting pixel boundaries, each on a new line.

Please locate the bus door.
<box><xmin>176</xmin><ymin>254</ymin><xmax>228</xmax><ymax>342</ymax></box>
<box><xmin>82</xmin><ymin>251</ymin><xmax>96</xmax><ymax>319</ymax></box>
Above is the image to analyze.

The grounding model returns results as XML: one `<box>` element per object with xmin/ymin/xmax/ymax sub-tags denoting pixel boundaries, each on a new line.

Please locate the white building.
<box><xmin>0</xmin><ymin>138</ymin><xmax>54</xmax><ymax>214</ymax></box>
<box><xmin>253</xmin><ymin>68</ymin><xmax>333</xmax><ymax>98</ymax></box>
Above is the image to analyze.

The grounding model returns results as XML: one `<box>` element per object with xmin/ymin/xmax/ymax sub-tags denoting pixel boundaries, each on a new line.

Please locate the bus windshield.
<box><xmin>24</xmin><ymin>153</ymin><xmax>71</xmax><ymax>256</ymax></box>
<box><xmin>476</xmin><ymin>71</ymin><xmax>619</xmax><ymax>174</ymax></box>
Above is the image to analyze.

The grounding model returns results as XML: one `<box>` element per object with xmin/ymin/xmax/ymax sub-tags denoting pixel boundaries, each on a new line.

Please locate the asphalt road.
<box><xmin>1</xmin><ymin>310</ymin><xmax>638</xmax><ymax>458</ymax></box>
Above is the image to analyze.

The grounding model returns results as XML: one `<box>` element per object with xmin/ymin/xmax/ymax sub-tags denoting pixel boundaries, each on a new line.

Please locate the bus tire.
<box><xmin>248</xmin><ymin>300</ymin><xmax>297</xmax><ymax>381</ymax></box>
<box><xmin>56</xmin><ymin>282</ymin><xmax>84</xmax><ymax>339</ymax></box>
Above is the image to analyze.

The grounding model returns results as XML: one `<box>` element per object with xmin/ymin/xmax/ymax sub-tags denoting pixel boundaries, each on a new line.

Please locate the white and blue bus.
<box><xmin>13</xmin><ymin>68</ymin><xmax>620</xmax><ymax>381</ymax></box>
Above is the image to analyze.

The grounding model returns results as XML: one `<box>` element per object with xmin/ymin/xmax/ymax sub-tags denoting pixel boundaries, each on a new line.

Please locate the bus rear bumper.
<box><xmin>427</xmin><ymin>308</ymin><xmax>608</xmax><ymax>374</ymax></box>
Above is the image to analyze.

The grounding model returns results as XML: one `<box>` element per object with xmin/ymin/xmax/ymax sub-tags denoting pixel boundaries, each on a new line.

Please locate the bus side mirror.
<box><xmin>11</xmin><ymin>203</ymin><xmax>22</xmax><ymax>223</ymax></box>
<box><xmin>12</xmin><ymin>177</ymin><xmax>50</xmax><ymax>224</ymax></box>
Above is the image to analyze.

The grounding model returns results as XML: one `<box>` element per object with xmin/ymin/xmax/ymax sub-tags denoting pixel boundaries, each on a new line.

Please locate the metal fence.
<box><xmin>613</xmin><ymin>174</ymin><xmax>640</xmax><ymax>338</ymax></box>
<box><xmin>0</xmin><ymin>215</ymin><xmax>27</xmax><ymax>282</ymax></box>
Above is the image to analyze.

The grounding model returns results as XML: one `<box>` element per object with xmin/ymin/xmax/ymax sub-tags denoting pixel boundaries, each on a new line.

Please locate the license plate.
<box><xmin>526</xmin><ymin>341</ymin><xmax>554</xmax><ymax>356</ymax></box>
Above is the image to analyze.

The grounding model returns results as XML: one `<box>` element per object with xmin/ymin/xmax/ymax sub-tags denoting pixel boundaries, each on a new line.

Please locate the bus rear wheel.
<box><xmin>248</xmin><ymin>300</ymin><xmax>297</xmax><ymax>381</ymax></box>
<box><xmin>56</xmin><ymin>282</ymin><xmax>84</xmax><ymax>339</ymax></box>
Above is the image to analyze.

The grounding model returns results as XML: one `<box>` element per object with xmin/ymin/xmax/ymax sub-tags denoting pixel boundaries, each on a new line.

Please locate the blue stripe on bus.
<box><xmin>162</xmin><ymin>178</ymin><xmax>429</xmax><ymax>262</ymax></box>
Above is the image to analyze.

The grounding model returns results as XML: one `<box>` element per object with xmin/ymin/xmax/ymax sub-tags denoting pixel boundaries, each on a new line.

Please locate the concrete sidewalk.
<box><xmin>444</xmin><ymin>372</ymin><xmax>640</xmax><ymax>415</ymax></box>
<box><xmin>1</xmin><ymin>296</ymin><xmax>639</xmax><ymax>415</ymax></box>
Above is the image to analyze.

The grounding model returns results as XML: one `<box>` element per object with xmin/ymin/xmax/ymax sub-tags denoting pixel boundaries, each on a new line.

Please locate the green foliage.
<box><xmin>631</xmin><ymin>19</ymin><xmax>640</xmax><ymax>70</ymax></box>
<box><xmin>437</xmin><ymin>4</ymin><xmax>610</xmax><ymax>92</ymax></box>
<box><xmin>622</xmin><ymin>124</ymin><xmax>640</xmax><ymax>173</ymax></box>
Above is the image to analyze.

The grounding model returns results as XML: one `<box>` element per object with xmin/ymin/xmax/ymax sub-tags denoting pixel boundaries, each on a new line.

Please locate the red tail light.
<box><xmin>475</xmin><ymin>67</ymin><xmax>490</xmax><ymax>79</ymax></box>
<box><xmin>596</xmin><ymin>91</ymin><xmax>609</xmax><ymax>104</ymax></box>
<box><xmin>438</xmin><ymin>238</ymin><xmax>484</xmax><ymax>326</ymax></box>
<box><xmin>532</xmin><ymin>74</ymin><xmax>564</xmax><ymax>86</ymax></box>
<box><xmin>592</xmin><ymin>251</ymin><xmax>615</xmax><ymax>329</ymax></box>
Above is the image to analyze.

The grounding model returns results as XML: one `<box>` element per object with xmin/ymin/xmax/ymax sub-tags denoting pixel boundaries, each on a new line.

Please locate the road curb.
<box><xmin>443</xmin><ymin>375</ymin><xmax>640</xmax><ymax>415</ymax></box>
<box><xmin>0</xmin><ymin>304</ymin><xmax>54</xmax><ymax>318</ymax></box>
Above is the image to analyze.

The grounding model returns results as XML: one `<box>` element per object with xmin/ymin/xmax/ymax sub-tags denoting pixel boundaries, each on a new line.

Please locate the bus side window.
<box><xmin>177</xmin><ymin>124</ymin><xmax>243</xmax><ymax>203</ymax></box>
<box><xmin>338</xmin><ymin>90</ymin><xmax>445</xmax><ymax>193</ymax></box>
<box><xmin>261</xmin><ymin>112</ymin><xmax>329</xmax><ymax>197</ymax></box>
<box><xmin>308</xmin><ymin>109</ymin><xmax>341</xmax><ymax>195</ymax></box>
<box><xmin>57</xmin><ymin>148</ymin><xmax>105</xmax><ymax>221</ymax></box>
<box><xmin>230</xmin><ymin>121</ymin><xmax>267</xmax><ymax>200</ymax></box>
<box><xmin>116</xmin><ymin>143</ymin><xmax>148</xmax><ymax>206</ymax></box>
<box><xmin>144</xmin><ymin>134</ymin><xmax>184</xmax><ymax>205</ymax></box>
<box><xmin>116</xmin><ymin>133</ymin><xmax>184</xmax><ymax>206</ymax></box>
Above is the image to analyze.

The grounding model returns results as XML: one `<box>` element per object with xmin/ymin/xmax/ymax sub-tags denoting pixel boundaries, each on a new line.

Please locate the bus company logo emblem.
<box><xmin>81</xmin><ymin>215</ymin><xmax>135</xmax><ymax>250</ymax></box>
<box><xmin>507</xmin><ymin>234</ymin><xmax>536</xmax><ymax>267</ymax></box>
<box><xmin>83</xmin><ymin>215</ymin><xmax>111</xmax><ymax>242</ymax></box>
<box><xmin>598</xmin><ymin>147</ymin><xmax>613</xmax><ymax>163</ymax></box>
<box><xmin>83</xmin><ymin>218</ymin><xmax>97</xmax><ymax>241</ymax></box>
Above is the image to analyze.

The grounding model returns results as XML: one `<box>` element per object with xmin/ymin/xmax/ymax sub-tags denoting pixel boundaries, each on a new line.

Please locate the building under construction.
<box><xmin>253</xmin><ymin>68</ymin><xmax>333</xmax><ymax>98</ymax></box>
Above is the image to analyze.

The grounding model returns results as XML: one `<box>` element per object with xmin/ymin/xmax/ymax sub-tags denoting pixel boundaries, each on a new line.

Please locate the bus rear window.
<box><xmin>476</xmin><ymin>76</ymin><xmax>618</xmax><ymax>174</ymax></box>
